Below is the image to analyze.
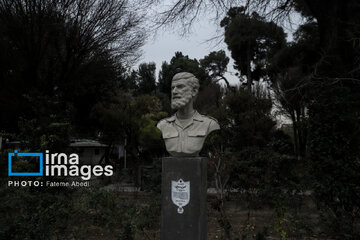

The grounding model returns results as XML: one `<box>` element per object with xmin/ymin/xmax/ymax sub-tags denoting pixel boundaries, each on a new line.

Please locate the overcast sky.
<box><xmin>139</xmin><ymin>16</ymin><xmax>241</xmax><ymax>85</ymax></box>
<box><xmin>139</xmin><ymin>10</ymin><xmax>301</xmax><ymax>87</ymax></box>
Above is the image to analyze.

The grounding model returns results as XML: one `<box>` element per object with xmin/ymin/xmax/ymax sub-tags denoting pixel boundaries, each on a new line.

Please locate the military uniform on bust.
<box><xmin>157</xmin><ymin>111</ymin><xmax>220</xmax><ymax>156</ymax></box>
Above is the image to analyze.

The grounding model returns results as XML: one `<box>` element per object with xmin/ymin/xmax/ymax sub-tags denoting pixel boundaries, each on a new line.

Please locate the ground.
<box><xmin>66</xmin><ymin>190</ymin><xmax>321</xmax><ymax>240</ymax></box>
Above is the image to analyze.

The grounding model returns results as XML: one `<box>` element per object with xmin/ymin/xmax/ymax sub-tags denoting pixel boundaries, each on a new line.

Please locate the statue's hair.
<box><xmin>172</xmin><ymin>72</ymin><xmax>200</xmax><ymax>93</ymax></box>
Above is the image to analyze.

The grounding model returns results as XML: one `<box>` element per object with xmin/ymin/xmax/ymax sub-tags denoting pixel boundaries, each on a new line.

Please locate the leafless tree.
<box><xmin>0</xmin><ymin>0</ymin><xmax>146</xmax><ymax>68</ymax></box>
<box><xmin>149</xmin><ymin>0</ymin><xmax>298</xmax><ymax>32</ymax></box>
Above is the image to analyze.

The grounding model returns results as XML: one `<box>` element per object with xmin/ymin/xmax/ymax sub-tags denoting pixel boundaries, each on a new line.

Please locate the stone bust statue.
<box><xmin>157</xmin><ymin>72</ymin><xmax>220</xmax><ymax>157</ymax></box>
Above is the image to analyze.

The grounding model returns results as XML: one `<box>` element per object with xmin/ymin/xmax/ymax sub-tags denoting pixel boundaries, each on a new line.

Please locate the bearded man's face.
<box><xmin>171</xmin><ymin>79</ymin><xmax>193</xmax><ymax>110</ymax></box>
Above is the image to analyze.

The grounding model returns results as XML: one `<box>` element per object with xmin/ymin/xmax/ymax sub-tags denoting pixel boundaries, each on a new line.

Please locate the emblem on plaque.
<box><xmin>171</xmin><ymin>179</ymin><xmax>190</xmax><ymax>214</ymax></box>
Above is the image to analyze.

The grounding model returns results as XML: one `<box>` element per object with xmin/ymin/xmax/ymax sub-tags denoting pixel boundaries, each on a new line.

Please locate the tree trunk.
<box><xmin>246</xmin><ymin>44</ymin><xmax>252</xmax><ymax>91</ymax></box>
<box><xmin>290</xmin><ymin>112</ymin><xmax>300</xmax><ymax>159</ymax></box>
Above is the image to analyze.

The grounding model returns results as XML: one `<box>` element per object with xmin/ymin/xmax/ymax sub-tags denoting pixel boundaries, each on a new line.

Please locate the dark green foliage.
<box><xmin>200</xmin><ymin>51</ymin><xmax>229</xmax><ymax>78</ymax></box>
<box><xmin>231</xmin><ymin>149</ymin><xmax>301</xmax><ymax>199</ymax></box>
<box><xmin>200</xmin><ymin>50</ymin><xmax>232</xmax><ymax>89</ymax></box>
<box><xmin>223</xmin><ymin>90</ymin><xmax>275</xmax><ymax>151</ymax></box>
<box><xmin>0</xmin><ymin>185</ymin><xmax>75</xmax><ymax>239</ymax></box>
<box><xmin>205</xmin><ymin>87</ymin><xmax>303</xmax><ymax>239</ymax></box>
<box><xmin>0</xmin><ymin>185</ymin><xmax>161</xmax><ymax>240</ymax></box>
<box><xmin>17</xmin><ymin>95</ymin><xmax>71</xmax><ymax>152</ymax></box>
<box><xmin>269</xmin><ymin>22</ymin><xmax>320</xmax><ymax>159</ymax></box>
<box><xmin>293</xmin><ymin>1</ymin><xmax>360</xmax><ymax>237</ymax></box>
<box><xmin>308</xmin><ymin>85</ymin><xmax>360</xmax><ymax>238</ymax></box>
<box><xmin>91</xmin><ymin>91</ymin><xmax>167</xmax><ymax>165</ymax></box>
<box><xmin>269</xmin><ymin>130</ymin><xmax>294</xmax><ymax>155</ymax></box>
<box><xmin>136</xmin><ymin>62</ymin><xmax>157</xmax><ymax>95</ymax></box>
<box><xmin>255</xmin><ymin>227</ymin><xmax>269</xmax><ymax>240</ymax></box>
<box><xmin>221</xmin><ymin>7</ymin><xmax>286</xmax><ymax>90</ymax></box>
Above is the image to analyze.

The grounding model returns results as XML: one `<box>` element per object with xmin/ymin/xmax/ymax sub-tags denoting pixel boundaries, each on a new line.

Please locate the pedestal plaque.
<box><xmin>161</xmin><ymin>157</ymin><xmax>207</xmax><ymax>240</ymax></box>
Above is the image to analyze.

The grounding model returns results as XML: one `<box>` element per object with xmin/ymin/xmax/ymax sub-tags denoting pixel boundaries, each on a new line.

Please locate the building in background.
<box><xmin>69</xmin><ymin>139</ymin><xmax>125</xmax><ymax>166</ymax></box>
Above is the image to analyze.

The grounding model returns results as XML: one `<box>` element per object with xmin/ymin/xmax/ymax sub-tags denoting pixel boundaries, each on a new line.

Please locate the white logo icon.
<box><xmin>171</xmin><ymin>178</ymin><xmax>190</xmax><ymax>214</ymax></box>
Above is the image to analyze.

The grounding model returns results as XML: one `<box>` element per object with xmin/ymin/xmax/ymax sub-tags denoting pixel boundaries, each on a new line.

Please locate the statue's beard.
<box><xmin>171</xmin><ymin>92</ymin><xmax>192</xmax><ymax>110</ymax></box>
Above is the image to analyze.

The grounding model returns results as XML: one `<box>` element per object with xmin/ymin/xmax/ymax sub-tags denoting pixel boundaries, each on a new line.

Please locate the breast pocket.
<box><xmin>162</xmin><ymin>130</ymin><xmax>179</xmax><ymax>152</ymax></box>
<box><xmin>186</xmin><ymin>130</ymin><xmax>207</xmax><ymax>153</ymax></box>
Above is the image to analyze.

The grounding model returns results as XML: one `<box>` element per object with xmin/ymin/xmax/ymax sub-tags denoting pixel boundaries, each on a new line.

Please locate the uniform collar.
<box><xmin>166</xmin><ymin>111</ymin><xmax>204</xmax><ymax>122</ymax></box>
<box><xmin>193</xmin><ymin>111</ymin><xmax>204</xmax><ymax>122</ymax></box>
<box><xmin>165</xmin><ymin>115</ymin><xmax>176</xmax><ymax>122</ymax></box>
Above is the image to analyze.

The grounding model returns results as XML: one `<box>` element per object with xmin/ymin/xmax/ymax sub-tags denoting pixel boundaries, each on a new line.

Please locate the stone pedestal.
<box><xmin>161</xmin><ymin>157</ymin><xmax>207</xmax><ymax>240</ymax></box>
